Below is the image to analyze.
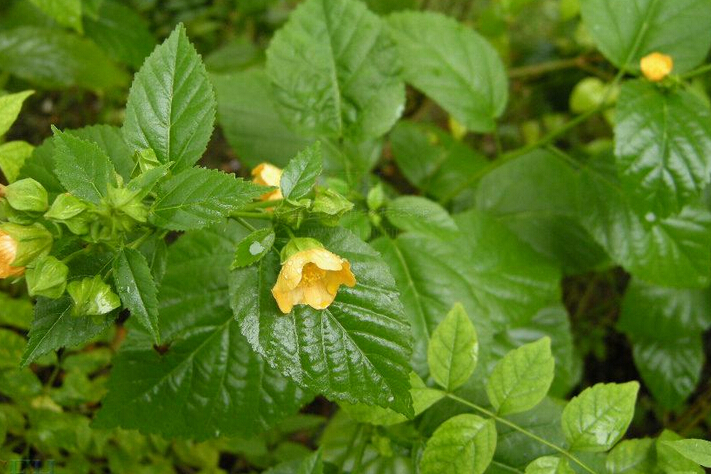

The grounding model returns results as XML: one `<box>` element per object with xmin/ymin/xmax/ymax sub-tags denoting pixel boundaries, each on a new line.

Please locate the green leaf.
<box><xmin>618</xmin><ymin>279</ymin><xmax>710</xmax><ymax>409</ymax></box>
<box><xmin>606</xmin><ymin>438</ymin><xmax>655</xmax><ymax>474</ymax></box>
<box><xmin>28</xmin><ymin>0</ymin><xmax>83</xmax><ymax>33</ymax></box>
<box><xmin>95</xmin><ymin>221</ymin><xmax>312</xmax><ymax>440</ymax></box>
<box><xmin>656</xmin><ymin>430</ymin><xmax>704</xmax><ymax>474</ymax></box>
<box><xmin>212</xmin><ymin>69</ymin><xmax>312</xmax><ymax>169</ymax></box>
<box><xmin>266</xmin><ymin>0</ymin><xmax>405</xmax><ymax>140</ymax></box>
<box><xmin>420</xmin><ymin>414</ymin><xmax>497</xmax><ymax>474</ymax></box>
<box><xmin>21</xmin><ymin>296</ymin><xmax>115</xmax><ymax>367</ymax></box>
<box><xmin>297</xmin><ymin>449</ymin><xmax>323</xmax><ymax>474</ymax></box>
<box><xmin>0</xmin><ymin>293</ymin><xmax>33</xmax><ymax>330</ymax></box>
<box><xmin>389</xmin><ymin>120</ymin><xmax>488</xmax><ymax>203</ymax></box>
<box><xmin>281</xmin><ymin>142</ymin><xmax>323</xmax><ymax>200</ymax></box>
<box><xmin>387</xmin><ymin>11</ymin><xmax>508</xmax><ymax>133</ymax></box>
<box><xmin>67</xmin><ymin>125</ymin><xmax>134</xmax><ymax>182</ymax></box>
<box><xmin>386</xmin><ymin>196</ymin><xmax>459</xmax><ymax>240</ymax></box>
<box><xmin>230</xmin><ymin>226</ymin><xmax>414</xmax><ymax>416</ymax></box>
<box><xmin>0</xmin><ymin>90</ymin><xmax>33</xmax><ymax>137</ymax></box>
<box><xmin>0</xmin><ymin>141</ymin><xmax>34</xmax><ymax>184</ymax></box>
<box><xmin>487</xmin><ymin>337</ymin><xmax>555</xmax><ymax>416</ymax></box>
<box><xmin>427</xmin><ymin>303</ymin><xmax>478</xmax><ymax>391</ymax></box>
<box><xmin>340</xmin><ymin>372</ymin><xmax>444</xmax><ymax>426</ymax></box>
<box><xmin>476</xmin><ymin>150</ymin><xmax>609</xmax><ymax>275</ymax></box>
<box><xmin>615</xmin><ymin>80</ymin><xmax>711</xmax><ymax>216</ymax></box>
<box><xmin>151</xmin><ymin>167</ymin><xmax>264</xmax><ymax>231</ymax></box>
<box><xmin>83</xmin><ymin>0</ymin><xmax>155</xmax><ymax>69</ymax></box>
<box><xmin>231</xmin><ymin>228</ymin><xmax>276</xmax><ymax>269</ymax></box>
<box><xmin>494</xmin><ymin>305</ymin><xmax>582</xmax><ymax>398</ymax></box>
<box><xmin>113</xmin><ymin>248</ymin><xmax>160</xmax><ymax>345</ymax></box>
<box><xmin>578</xmin><ymin>151</ymin><xmax>711</xmax><ymax>288</ymax></box>
<box><xmin>372</xmin><ymin>210</ymin><xmax>560</xmax><ymax>377</ymax></box>
<box><xmin>524</xmin><ymin>456</ymin><xmax>575</xmax><ymax>474</ymax></box>
<box><xmin>0</xmin><ymin>27</ymin><xmax>128</xmax><ymax>90</ymax></box>
<box><xmin>561</xmin><ymin>382</ymin><xmax>639</xmax><ymax>452</ymax></box>
<box><xmin>580</xmin><ymin>0</ymin><xmax>711</xmax><ymax>73</ymax></box>
<box><xmin>52</xmin><ymin>128</ymin><xmax>118</xmax><ymax>204</ymax></box>
<box><xmin>663</xmin><ymin>439</ymin><xmax>711</xmax><ymax>467</ymax></box>
<box><xmin>0</xmin><ymin>329</ymin><xmax>25</xmax><ymax>369</ymax></box>
<box><xmin>122</xmin><ymin>24</ymin><xmax>216</xmax><ymax>172</ymax></box>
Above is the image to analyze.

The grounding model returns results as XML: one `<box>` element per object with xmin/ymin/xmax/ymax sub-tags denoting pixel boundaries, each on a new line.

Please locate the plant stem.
<box><xmin>241</xmin><ymin>199</ymin><xmax>283</xmax><ymax>210</ymax></box>
<box><xmin>446</xmin><ymin>394</ymin><xmax>599</xmax><ymax>474</ymax></box>
<box><xmin>229</xmin><ymin>211</ymin><xmax>273</xmax><ymax>220</ymax></box>
<box><xmin>128</xmin><ymin>229</ymin><xmax>154</xmax><ymax>249</ymax></box>
<box><xmin>508</xmin><ymin>57</ymin><xmax>583</xmax><ymax>79</ymax></box>
<box><xmin>681</xmin><ymin>63</ymin><xmax>711</xmax><ymax>79</ymax></box>
<box><xmin>233</xmin><ymin>217</ymin><xmax>256</xmax><ymax>232</ymax></box>
<box><xmin>351</xmin><ymin>425</ymin><xmax>370</xmax><ymax>474</ymax></box>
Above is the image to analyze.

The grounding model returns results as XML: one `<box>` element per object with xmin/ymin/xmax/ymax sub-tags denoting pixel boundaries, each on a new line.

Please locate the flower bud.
<box><xmin>640</xmin><ymin>52</ymin><xmax>673</xmax><ymax>82</ymax></box>
<box><xmin>367</xmin><ymin>184</ymin><xmax>385</xmax><ymax>211</ymax></box>
<box><xmin>0</xmin><ymin>230</ymin><xmax>24</xmax><ymax>278</ymax></box>
<box><xmin>135</xmin><ymin>148</ymin><xmax>162</xmax><ymax>175</ymax></box>
<box><xmin>251</xmin><ymin>163</ymin><xmax>283</xmax><ymax>201</ymax></box>
<box><xmin>274</xmin><ymin>198</ymin><xmax>311</xmax><ymax>229</ymax></box>
<box><xmin>45</xmin><ymin>193</ymin><xmax>91</xmax><ymax>235</ymax></box>
<box><xmin>312</xmin><ymin>189</ymin><xmax>354</xmax><ymax>226</ymax></box>
<box><xmin>0</xmin><ymin>222</ymin><xmax>53</xmax><ymax>267</ymax></box>
<box><xmin>67</xmin><ymin>275</ymin><xmax>121</xmax><ymax>317</ymax></box>
<box><xmin>1</xmin><ymin>178</ymin><xmax>48</xmax><ymax>213</ymax></box>
<box><xmin>26</xmin><ymin>255</ymin><xmax>68</xmax><ymax>299</ymax></box>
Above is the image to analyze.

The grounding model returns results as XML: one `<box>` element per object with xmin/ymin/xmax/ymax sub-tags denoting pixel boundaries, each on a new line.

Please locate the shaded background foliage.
<box><xmin>1</xmin><ymin>0</ymin><xmax>711</xmax><ymax>472</ymax></box>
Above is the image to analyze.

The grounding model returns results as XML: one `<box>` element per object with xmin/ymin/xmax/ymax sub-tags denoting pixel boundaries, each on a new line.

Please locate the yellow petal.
<box><xmin>0</xmin><ymin>231</ymin><xmax>24</xmax><ymax>279</ymax></box>
<box><xmin>252</xmin><ymin>163</ymin><xmax>284</xmax><ymax>201</ymax></box>
<box><xmin>303</xmin><ymin>282</ymin><xmax>337</xmax><ymax>310</ymax></box>
<box><xmin>640</xmin><ymin>52</ymin><xmax>673</xmax><ymax>82</ymax></box>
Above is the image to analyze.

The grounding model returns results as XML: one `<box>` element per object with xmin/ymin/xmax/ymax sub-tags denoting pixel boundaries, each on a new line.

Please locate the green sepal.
<box><xmin>133</xmin><ymin>148</ymin><xmax>163</xmax><ymax>175</ymax></box>
<box><xmin>311</xmin><ymin>189</ymin><xmax>354</xmax><ymax>226</ymax></box>
<box><xmin>0</xmin><ymin>222</ymin><xmax>53</xmax><ymax>266</ymax></box>
<box><xmin>67</xmin><ymin>275</ymin><xmax>121</xmax><ymax>317</ymax></box>
<box><xmin>45</xmin><ymin>193</ymin><xmax>92</xmax><ymax>235</ymax></box>
<box><xmin>280</xmin><ymin>237</ymin><xmax>324</xmax><ymax>263</ymax></box>
<box><xmin>26</xmin><ymin>255</ymin><xmax>68</xmax><ymax>299</ymax></box>
<box><xmin>2</xmin><ymin>178</ymin><xmax>48</xmax><ymax>213</ymax></box>
<box><xmin>104</xmin><ymin>185</ymin><xmax>149</xmax><ymax>224</ymax></box>
<box><xmin>274</xmin><ymin>198</ymin><xmax>311</xmax><ymax>229</ymax></box>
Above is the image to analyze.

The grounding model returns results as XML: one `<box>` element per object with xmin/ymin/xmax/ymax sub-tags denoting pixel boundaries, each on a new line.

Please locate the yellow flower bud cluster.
<box><xmin>640</xmin><ymin>52</ymin><xmax>673</xmax><ymax>82</ymax></box>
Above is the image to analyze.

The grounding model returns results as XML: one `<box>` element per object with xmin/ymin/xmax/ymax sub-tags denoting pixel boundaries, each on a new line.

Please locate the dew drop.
<box><xmin>387</xmin><ymin>396</ymin><xmax>394</xmax><ymax>402</ymax></box>
<box><xmin>249</xmin><ymin>241</ymin><xmax>264</xmax><ymax>255</ymax></box>
<box><xmin>645</xmin><ymin>212</ymin><xmax>656</xmax><ymax>223</ymax></box>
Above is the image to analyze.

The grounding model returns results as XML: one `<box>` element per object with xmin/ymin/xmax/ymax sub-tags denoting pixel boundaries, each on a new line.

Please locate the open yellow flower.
<box><xmin>252</xmin><ymin>163</ymin><xmax>283</xmax><ymax>201</ymax></box>
<box><xmin>640</xmin><ymin>52</ymin><xmax>673</xmax><ymax>82</ymax></box>
<box><xmin>0</xmin><ymin>230</ymin><xmax>25</xmax><ymax>278</ymax></box>
<box><xmin>272</xmin><ymin>247</ymin><xmax>356</xmax><ymax>314</ymax></box>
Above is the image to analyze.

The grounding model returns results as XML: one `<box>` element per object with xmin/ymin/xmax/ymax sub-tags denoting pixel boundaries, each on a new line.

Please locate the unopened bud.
<box><xmin>641</xmin><ymin>52</ymin><xmax>673</xmax><ymax>82</ymax></box>
<box><xmin>26</xmin><ymin>255</ymin><xmax>68</xmax><ymax>299</ymax></box>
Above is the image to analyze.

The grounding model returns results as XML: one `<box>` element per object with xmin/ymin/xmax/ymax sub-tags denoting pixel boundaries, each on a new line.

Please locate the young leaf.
<box><xmin>525</xmin><ymin>456</ymin><xmax>575</xmax><ymax>474</ymax></box>
<box><xmin>113</xmin><ymin>248</ymin><xmax>161</xmax><ymax>345</ymax></box>
<box><xmin>420</xmin><ymin>414</ymin><xmax>496</xmax><ymax>474</ymax></box>
<box><xmin>95</xmin><ymin>221</ymin><xmax>312</xmax><ymax>440</ymax></box>
<box><xmin>427</xmin><ymin>303</ymin><xmax>478</xmax><ymax>392</ymax></box>
<box><xmin>68</xmin><ymin>124</ymin><xmax>135</xmax><ymax>182</ymax></box>
<box><xmin>388</xmin><ymin>11</ymin><xmax>508</xmax><ymax>133</ymax></box>
<box><xmin>52</xmin><ymin>128</ymin><xmax>118</xmax><ymax>204</ymax></box>
<box><xmin>487</xmin><ymin>337</ymin><xmax>555</xmax><ymax>416</ymax></box>
<box><xmin>280</xmin><ymin>142</ymin><xmax>323</xmax><ymax>200</ymax></box>
<box><xmin>386</xmin><ymin>196</ymin><xmax>460</xmax><ymax>240</ymax></box>
<box><xmin>231</xmin><ymin>226</ymin><xmax>414</xmax><ymax>416</ymax></box>
<box><xmin>663</xmin><ymin>439</ymin><xmax>711</xmax><ymax>467</ymax></box>
<box><xmin>151</xmin><ymin>167</ymin><xmax>264</xmax><ymax>231</ymax></box>
<box><xmin>266</xmin><ymin>0</ymin><xmax>405</xmax><ymax>140</ymax></box>
<box><xmin>231</xmin><ymin>228</ymin><xmax>276</xmax><ymax>269</ymax></box>
<box><xmin>562</xmin><ymin>382</ymin><xmax>639</xmax><ymax>452</ymax></box>
<box><xmin>578</xmin><ymin>152</ymin><xmax>711</xmax><ymax>288</ymax></box>
<box><xmin>0</xmin><ymin>90</ymin><xmax>33</xmax><ymax>137</ymax></box>
<box><xmin>122</xmin><ymin>24</ymin><xmax>216</xmax><ymax>172</ymax></box>
<box><xmin>606</xmin><ymin>438</ymin><xmax>655</xmax><ymax>474</ymax></box>
<box><xmin>580</xmin><ymin>0</ymin><xmax>711</xmax><ymax>73</ymax></box>
<box><xmin>0</xmin><ymin>141</ymin><xmax>34</xmax><ymax>184</ymax></box>
<box><xmin>615</xmin><ymin>80</ymin><xmax>711</xmax><ymax>217</ymax></box>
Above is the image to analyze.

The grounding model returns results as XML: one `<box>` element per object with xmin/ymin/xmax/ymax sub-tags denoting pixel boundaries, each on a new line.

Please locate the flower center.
<box><xmin>301</xmin><ymin>263</ymin><xmax>326</xmax><ymax>286</ymax></box>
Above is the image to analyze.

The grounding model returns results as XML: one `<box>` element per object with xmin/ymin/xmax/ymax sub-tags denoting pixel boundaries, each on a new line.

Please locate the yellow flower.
<box><xmin>252</xmin><ymin>163</ymin><xmax>283</xmax><ymax>201</ymax></box>
<box><xmin>640</xmin><ymin>52</ymin><xmax>673</xmax><ymax>82</ymax></box>
<box><xmin>0</xmin><ymin>230</ymin><xmax>25</xmax><ymax>278</ymax></box>
<box><xmin>272</xmin><ymin>247</ymin><xmax>356</xmax><ymax>314</ymax></box>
